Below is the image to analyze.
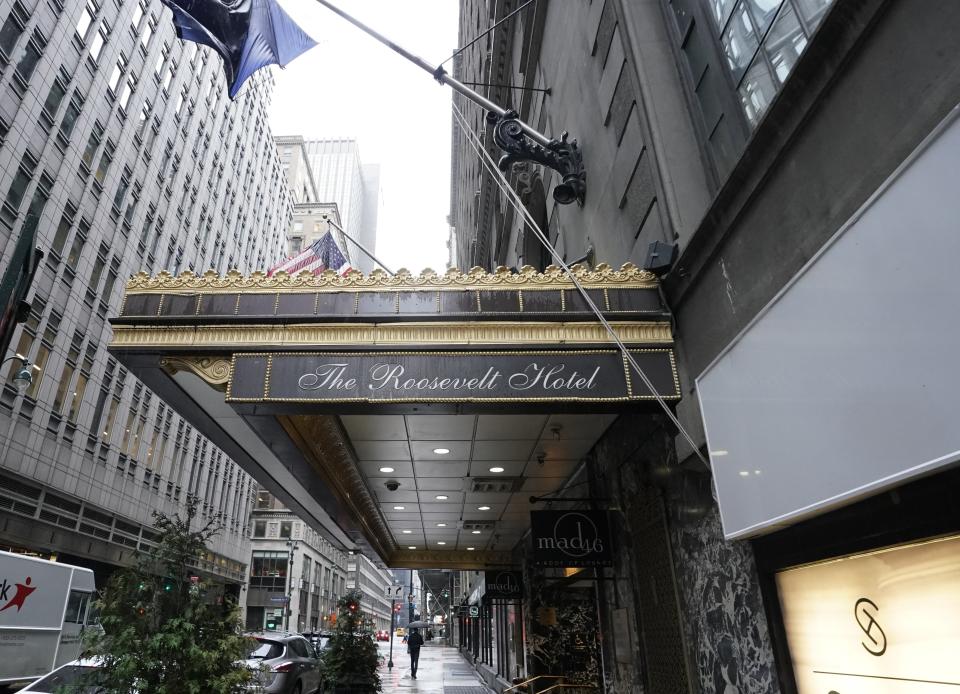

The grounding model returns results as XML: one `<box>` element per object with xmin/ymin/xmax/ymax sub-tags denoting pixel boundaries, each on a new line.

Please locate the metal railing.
<box><xmin>503</xmin><ymin>675</ymin><xmax>565</xmax><ymax>693</ymax></box>
<box><xmin>538</xmin><ymin>685</ymin><xmax>600</xmax><ymax>693</ymax></box>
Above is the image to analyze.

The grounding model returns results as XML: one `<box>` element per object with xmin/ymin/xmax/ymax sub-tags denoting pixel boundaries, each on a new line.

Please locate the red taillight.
<box><xmin>272</xmin><ymin>662</ymin><xmax>295</xmax><ymax>673</ymax></box>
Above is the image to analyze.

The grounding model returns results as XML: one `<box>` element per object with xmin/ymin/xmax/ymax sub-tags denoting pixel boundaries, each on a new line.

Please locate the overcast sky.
<box><xmin>270</xmin><ymin>0</ymin><xmax>459</xmax><ymax>273</ymax></box>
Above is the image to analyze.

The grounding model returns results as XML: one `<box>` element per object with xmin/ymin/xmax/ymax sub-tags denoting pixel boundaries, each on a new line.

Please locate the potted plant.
<box><xmin>321</xmin><ymin>590</ymin><xmax>382</xmax><ymax>693</ymax></box>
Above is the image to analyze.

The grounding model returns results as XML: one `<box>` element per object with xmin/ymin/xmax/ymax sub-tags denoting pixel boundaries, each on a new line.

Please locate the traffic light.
<box><xmin>136</xmin><ymin>602</ymin><xmax>146</xmax><ymax>616</ymax></box>
<box><xmin>393</xmin><ymin>603</ymin><xmax>401</xmax><ymax>613</ymax></box>
<box><xmin>163</xmin><ymin>579</ymin><xmax>174</xmax><ymax>592</ymax></box>
<box><xmin>347</xmin><ymin>600</ymin><xmax>358</xmax><ymax>613</ymax></box>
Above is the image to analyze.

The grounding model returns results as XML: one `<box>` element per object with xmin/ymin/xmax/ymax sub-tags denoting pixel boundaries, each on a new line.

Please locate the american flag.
<box><xmin>268</xmin><ymin>230</ymin><xmax>352</xmax><ymax>276</ymax></box>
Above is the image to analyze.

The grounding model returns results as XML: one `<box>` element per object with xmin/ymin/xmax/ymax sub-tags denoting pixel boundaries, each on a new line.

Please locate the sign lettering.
<box><xmin>531</xmin><ymin>510</ymin><xmax>613</xmax><ymax>567</ymax></box>
<box><xmin>227</xmin><ymin>350</ymin><xmax>680</xmax><ymax>404</ymax></box>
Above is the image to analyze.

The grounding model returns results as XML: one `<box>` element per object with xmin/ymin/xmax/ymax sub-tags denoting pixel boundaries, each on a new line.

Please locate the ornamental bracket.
<box><xmin>489</xmin><ymin>110</ymin><xmax>586</xmax><ymax>206</ymax></box>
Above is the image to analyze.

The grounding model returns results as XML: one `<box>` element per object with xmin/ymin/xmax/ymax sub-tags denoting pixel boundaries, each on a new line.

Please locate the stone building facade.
<box><xmin>0</xmin><ymin>0</ymin><xmax>289</xmax><ymax>585</ymax></box>
<box><xmin>450</xmin><ymin>0</ymin><xmax>960</xmax><ymax>692</ymax></box>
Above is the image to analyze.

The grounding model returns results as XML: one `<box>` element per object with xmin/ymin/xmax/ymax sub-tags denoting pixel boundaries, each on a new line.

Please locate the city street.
<box><xmin>377</xmin><ymin>640</ymin><xmax>491</xmax><ymax>693</ymax></box>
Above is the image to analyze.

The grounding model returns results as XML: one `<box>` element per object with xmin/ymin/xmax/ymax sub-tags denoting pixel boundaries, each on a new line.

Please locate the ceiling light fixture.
<box><xmin>437</xmin><ymin>541</ymin><xmax>446</xmax><ymax>545</ymax></box>
<box><xmin>436</xmin><ymin>523</ymin><xmax>447</xmax><ymax>527</ymax></box>
<box><xmin>393</xmin><ymin>505</ymin><xmax>405</xmax><ymax>510</ymax></box>
<box><xmin>466</xmin><ymin>547</ymin><xmax>475</xmax><ymax>551</ymax></box>
<box><xmin>433</xmin><ymin>447</ymin><xmax>450</xmax><ymax>455</ymax></box>
<box><xmin>379</xmin><ymin>466</ymin><xmax>395</xmax><ymax>473</ymax></box>
<box><xmin>478</xmin><ymin>506</ymin><xmax>491</xmax><ymax>511</ymax></box>
<box><xmin>435</xmin><ymin>495</ymin><xmax>448</xmax><ymax>500</ymax></box>
<box><xmin>489</xmin><ymin>466</ymin><xmax>505</xmax><ymax>473</ymax></box>
<box><xmin>402</xmin><ymin>530</ymin><xmax>412</xmax><ymax>534</ymax></box>
<box><xmin>471</xmin><ymin>530</ymin><xmax>481</xmax><ymax>534</ymax></box>
<box><xmin>408</xmin><ymin>546</ymin><xmax>416</xmax><ymax>550</ymax></box>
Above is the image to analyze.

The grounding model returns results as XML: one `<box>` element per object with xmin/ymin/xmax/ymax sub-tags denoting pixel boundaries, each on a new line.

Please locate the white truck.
<box><xmin>0</xmin><ymin>550</ymin><xmax>96</xmax><ymax>683</ymax></box>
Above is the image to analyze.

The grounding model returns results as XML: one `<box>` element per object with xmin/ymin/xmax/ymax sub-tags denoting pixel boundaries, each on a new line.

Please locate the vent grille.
<box><xmin>467</xmin><ymin>477</ymin><xmax>523</xmax><ymax>494</ymax></box>
<box><xmin>459</xmin><ymin>520</ymin><xmax>496</xmax><ymax>531</ymax></box>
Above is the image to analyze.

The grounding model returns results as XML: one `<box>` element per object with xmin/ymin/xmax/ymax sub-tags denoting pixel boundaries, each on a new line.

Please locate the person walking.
<box><xmin>407</xmin><ymin>627</ymin><xmax>425</xmax><ymax>679</ymax></box>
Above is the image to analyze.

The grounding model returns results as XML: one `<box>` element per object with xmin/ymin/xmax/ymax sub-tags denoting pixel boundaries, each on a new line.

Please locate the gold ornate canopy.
<box><xmin>109</xmin><ymin>264</ymin><xmax>677</xmax><ymax>569</ymax></box>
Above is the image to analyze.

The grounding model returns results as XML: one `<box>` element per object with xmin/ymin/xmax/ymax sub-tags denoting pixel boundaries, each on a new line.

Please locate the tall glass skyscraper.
<box><xmin>0</xmin><ymin>0</ymin><xmax>290</xmax><ymax>585</ymax></box>
<box><xmin>300</xmin><ymin>138</ymin><xmax>380</xmax><ymax>274</ymax></box>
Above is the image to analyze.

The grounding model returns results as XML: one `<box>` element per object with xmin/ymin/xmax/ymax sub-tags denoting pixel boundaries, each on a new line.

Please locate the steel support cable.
<box><xmin>451</xmin><ymin>101</ymin><xmax>708</xmax><ymax>466</ymax></box>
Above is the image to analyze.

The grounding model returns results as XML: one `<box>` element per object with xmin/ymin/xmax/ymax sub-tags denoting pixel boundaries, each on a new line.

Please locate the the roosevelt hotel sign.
<box><xmin>530</xmin><ymin>510</ymin><xmax>613</xmax><ymax>568</ymax></box>
<box><xmin>227</xmin><ymin>350</ymin><xmax>679</xmax><ymax>404</ymax></box>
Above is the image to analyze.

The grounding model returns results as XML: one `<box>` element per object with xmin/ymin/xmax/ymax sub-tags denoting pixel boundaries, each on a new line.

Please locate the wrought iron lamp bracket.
<box><xmin>488</xmin><ymin>110</ymin><xmax>586</xmax><ymax>206</ymax></box>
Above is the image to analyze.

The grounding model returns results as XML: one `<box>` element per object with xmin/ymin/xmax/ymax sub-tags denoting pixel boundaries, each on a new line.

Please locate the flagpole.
<box><xmin>310</xmin><ymin>0</ymin><xmax>586</xmax><ymax>204</ymax></box>
<box><xmin>311</xmin><ymin>0</ymin><xmax>547</xmax><ymax>146</ymax></box>
<box><xmin>323</xmin><ymin>216</ymin><xmax>394</xmax><ymax>275</ymax></box>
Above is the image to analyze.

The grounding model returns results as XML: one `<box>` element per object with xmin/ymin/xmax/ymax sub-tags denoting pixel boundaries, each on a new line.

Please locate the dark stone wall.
<box><xmin>670</xmin><ymin>505</ymin><xmax>779</xmax><ymax>694</ymax></box>
<box><xmin>585</xmin><ymin>414</ymin><xmax>779</xmax><ymax>693</ymax></box>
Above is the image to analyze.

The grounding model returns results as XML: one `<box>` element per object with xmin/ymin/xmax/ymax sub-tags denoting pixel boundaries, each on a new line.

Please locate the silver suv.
<box><xmin>245</xmin><ymin>632</ymin><xmax>322</xmax><ymax>694</ymax></box>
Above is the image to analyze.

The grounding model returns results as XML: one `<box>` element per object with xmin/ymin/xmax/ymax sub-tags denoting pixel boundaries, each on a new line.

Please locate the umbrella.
<box><xmin>407</xmin><ymin>621</ymin><xmax>431</xmax><ymax>629</ymax></box>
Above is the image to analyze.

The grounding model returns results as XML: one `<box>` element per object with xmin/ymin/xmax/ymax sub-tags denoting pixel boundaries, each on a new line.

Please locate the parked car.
<box><xmin>15</xmin><ymin>658</ymin><xmax>104</xmax><ymax>693</ymax></box>
<box><xmin>245</xmin><ymin>632</ymin><xmax>322</xmax><ymax>694</ymax></box>
<box><xmin>375</xmin><ymin>630</ymin><xmax>389</xmax><ymax>641</ymax></box>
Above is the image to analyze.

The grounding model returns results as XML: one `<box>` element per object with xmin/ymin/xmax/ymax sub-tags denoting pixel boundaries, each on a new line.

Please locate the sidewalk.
<box><xmin>378</xmin><ymin>641</ymin><xmax>492</xmax><ymax>694</ymax></box>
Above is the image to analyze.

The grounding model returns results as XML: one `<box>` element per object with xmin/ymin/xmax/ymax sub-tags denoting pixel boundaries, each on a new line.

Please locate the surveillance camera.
<box><xmin>384</xmin><ymin>480</ymin><xmax>401</xmax><ymax>492</ymax></box>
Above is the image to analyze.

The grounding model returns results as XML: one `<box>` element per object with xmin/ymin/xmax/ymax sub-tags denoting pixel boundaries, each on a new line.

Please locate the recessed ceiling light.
<box><xmin>436</xmin><ymin>523</ymin><xmax>447</xmax><ymax>527</ymax></box>
<box><xmin>489</xmin><ymin>466</ymin><xmax>505</xmax><ymax>473</ymax></box>
<box><xmin>433</xmin><ymin>447</ymin><xmax>450</xmax><ymax>455</ymax></box>
<box><xmin>402</xmin><ymin>530</ymin><xmax>412</xmax><ymax>534</ymax></box>
<box><xmin>466</xmin><ymin>547</ymin><xmax>475</xmax><ymax>551</ymax></box>
<box><xmin>379</xmin><ymin>466</ymin><xmax>395</xmax><ymax>473</ymax></box>
<box><xmin>478</xmin><ymin>505</ymin><xmax>491</xmax><ymax>511</ymax></box>
<box><xmin>393</xmin><ymin>505</ymin><xmax>405</xmax><ymax>510</ymax></box>
<box><xmin>435</xmin><ymin>494</ymin><xmax>448</xmax><ymax>500</ymax></box>
<box><xmin>471</xmin><ymin>530</ymin><xmax>481</xmax><ymax>534</ymax></box>
<box><xmin>408</xmin><ymin>546</ymin><xmax>416</xmax><ymax>550</ymax></box>
<box><xmin>437</xmin><ymin>541</ymin><xmax>446</xmax><ymax>545</ymax></box>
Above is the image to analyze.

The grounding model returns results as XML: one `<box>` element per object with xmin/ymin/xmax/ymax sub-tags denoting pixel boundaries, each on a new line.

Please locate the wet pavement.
<box><xmin>377</xmin><ymin>639</ymin><xmax>491</xmax><ymax>693</ymax></box>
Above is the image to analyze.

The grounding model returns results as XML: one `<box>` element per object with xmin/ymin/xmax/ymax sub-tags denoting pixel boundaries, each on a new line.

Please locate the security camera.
<box><xmin>384</xmin><ymin>480</ymin><xmax>401</xmax><ymax>492</ymax></box>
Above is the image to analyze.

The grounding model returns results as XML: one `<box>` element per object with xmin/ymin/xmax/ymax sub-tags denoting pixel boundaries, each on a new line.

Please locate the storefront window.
<box><xmin>249</xmin><ymin>550</ymin><xmax>287</xmax><ymax>590</ymax></box>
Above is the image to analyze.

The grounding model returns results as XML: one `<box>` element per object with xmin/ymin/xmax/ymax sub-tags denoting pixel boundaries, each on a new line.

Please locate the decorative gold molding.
<box><xmin>160</xmin><ymin>356</ymin><xmax>232</xmax><ymax>391</ymax></box>
<box><xmin>386</xmin><ymin>549</ymin><xmax>515</xmax><ymax>570</ymax></box>
<box><xmin>124</xmin><ymin>262</ymin><xmax>660</xmax><ymax>293</ymax></box>
<box><xmin>278</xmin><ymin>414</ymin><xmax>397</xmax><ymax>562</ymax></box>
<box><xmin>110</xmin><ymin>321</ymin><xmax>673</xmax><ymax>350</ymax></box>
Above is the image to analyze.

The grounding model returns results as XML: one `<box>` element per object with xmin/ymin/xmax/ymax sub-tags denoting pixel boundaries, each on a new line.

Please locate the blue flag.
<box><xmin>160</xmin><ymin>0</ymin><xmax>317</xmax><ymax>99</ymax></box>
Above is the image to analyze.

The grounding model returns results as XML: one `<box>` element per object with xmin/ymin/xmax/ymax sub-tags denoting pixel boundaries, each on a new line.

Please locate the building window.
<box><xmin>714</xmin><ymin>0</ymin><xmax>835</xmax><ymax>127</ymax></box>
<box><xmin>280</xmin><ymin>521</ymin><xmax>292</xmax><ymax>539</ymax></box>
<box><xmin>130</xmin><ymin>1</ymin><xmax>144</xmax><ymax>30</ymax></box>
<box><xmin>250</xmin><ymin>551</ymin><xmax>288</xmax><ymax>590</ymax></box>
<box><xmin>88</xmin><ymin>26</ymin><xmax>107</xmax><ymax>62</ymax></box>
<box><xmin>14</xmin><ymin>31</ymin><xmax>45</xmax><ymax>85</ymax></box>
<box><xmin>2</xmin><ymin>154</ymin><xmax>36</xmax><ymax>223</ymax></box>
<box><xmin>118</xmin><ymin>77</ymin><xmax>134</xmax><ymax>112</ymax></box>
<box><xmin>74</xmin><ymin>0</ymin><xmax>97</xmax><ymax>40</ymax></box>
<box><xmin>94</xmin><ymin>140</ymin><xmax>114</xmax><ymax>185</ymax></box>
<box><xmin>64</xmin><ymin>220</ymin><xmax>87</xmax><ymax>272</ymax></box>
<box><xmin>107</xmin><ymin>59</ymin><xmax>124</xmax><ymax>93</ymax></box>
<box><xmin>253</xmin><ymin>520</ymin><xmax>266</xmax><ymax>537</ymax></box>
<box><xmin>42</xmin><ymin>76</ymin><xmax>67</xmax><ymax>122</ymax></box>
<box><xmin>81</xmin><ymin>122</ymin><xmax>103</xmax><ymax>169</ymax></box>
<box><xmin>58</xmin><ymin>93</ymin><xmax>83</xmax><ymax>145</ymax></box>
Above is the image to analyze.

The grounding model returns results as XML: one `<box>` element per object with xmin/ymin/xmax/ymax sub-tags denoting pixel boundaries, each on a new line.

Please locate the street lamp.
<box><xmin>2</xmin><ymin>355</ymin><xmax>37</xmax><ymax>394</ymax></box>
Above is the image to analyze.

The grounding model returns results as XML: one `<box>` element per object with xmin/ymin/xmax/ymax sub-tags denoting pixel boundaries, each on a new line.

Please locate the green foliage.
<box><xmin>321</xmin><ymin>589</ymin><xmax>382</xmax><ymax>692</ymax></box>
<box><xmin>87</xmin><ymin>497</ymin><xmax>254</xmax><ymax>693</ymax></box>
